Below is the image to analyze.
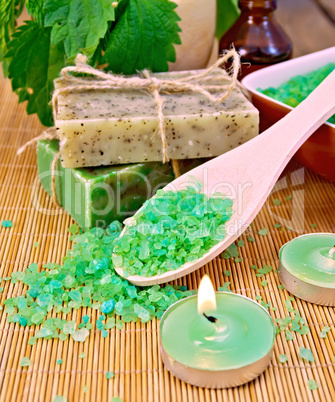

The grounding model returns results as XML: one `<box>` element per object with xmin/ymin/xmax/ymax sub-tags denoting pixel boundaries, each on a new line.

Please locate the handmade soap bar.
<box><xmin>37</xmin><ymin>139</ymin><xmax>203</xmax><ymax>230</ymax></box>
<box><xmin>54</xmin><ymin>69</ymin><xmax>259</xmax><ymax>168</ymax></box>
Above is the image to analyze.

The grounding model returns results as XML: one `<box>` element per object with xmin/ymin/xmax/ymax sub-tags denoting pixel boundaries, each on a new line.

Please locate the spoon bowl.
<box><xmin>115</xmin><ymin>70</ymin><xmax>335</xmax><ymax>286</ymax></box>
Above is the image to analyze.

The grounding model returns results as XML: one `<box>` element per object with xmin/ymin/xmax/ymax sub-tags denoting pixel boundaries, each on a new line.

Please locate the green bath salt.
<box><xmin>37</xmin><ymin>139</ymin><xmax>204</xmax><ymax>231</ymax></box>
<box><xmin>258</xmin><ymin>63</ymin><xmax>335</xmax><ymax>125</ymax></box>
<box><xmin>113</xmin><ymin>182</ymin><xmax>233</xmax><ymax>277</ymax></box>
<box><xmin>3</xmin><ymin>221</ymin><xmax>195</xmax><ymax>342</ymax></box>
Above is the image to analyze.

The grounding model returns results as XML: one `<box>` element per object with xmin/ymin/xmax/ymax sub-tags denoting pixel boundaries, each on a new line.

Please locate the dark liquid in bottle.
<box><xmin>220</xmin><ymin>0</ymin><xmax>292</xmax><ymax>78</ymax></box>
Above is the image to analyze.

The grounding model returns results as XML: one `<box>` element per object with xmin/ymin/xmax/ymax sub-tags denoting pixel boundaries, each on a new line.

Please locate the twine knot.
<box><xmin>18</xmin><ymin>49</ymin><xmax>241</xmax><ymax>204</ymax></box>
<box><xmin>52</xmin><ymin>48</ymin><xmax>240</xmax><ymax>163</ymax></box>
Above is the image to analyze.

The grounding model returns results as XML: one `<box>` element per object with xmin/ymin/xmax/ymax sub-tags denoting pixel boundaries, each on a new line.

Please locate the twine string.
<box><xmin>17</xmin><ymin>127</ymin><xmax>58</xmax><ymax>155</ymax></box>
<box><xmin>50</xmin><ymin>151</ymin><xmax>61</xmax><ymax>207</ymax></box>
<box><xmin>18</xmin><ymin>48</ymin><xmax>240</xmax><ymax>203</ymax></box>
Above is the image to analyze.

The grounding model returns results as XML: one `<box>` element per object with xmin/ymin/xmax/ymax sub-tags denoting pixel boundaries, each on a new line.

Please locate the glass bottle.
<box><xmin>219</xmin><ymin>0</ymin><xmax>293</xmax><ymax>78</ymax></box>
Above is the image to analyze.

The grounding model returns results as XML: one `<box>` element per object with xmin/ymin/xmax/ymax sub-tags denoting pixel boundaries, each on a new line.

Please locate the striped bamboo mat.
<box><xmin>0</xmin><ymin>76</ymin><xmax>335</xmax><ymax>402</ymax></box>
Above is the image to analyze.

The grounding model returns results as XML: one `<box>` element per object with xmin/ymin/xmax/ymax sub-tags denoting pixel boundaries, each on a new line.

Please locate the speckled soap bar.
<box><xmin>54</xmin><ymin>69</ymin><xmax>259</xmax><ymax>168</ymax></box>
<box><xmin>37</xmin><ymin>139</ymin><xmax>203</xmax><ymax>230</ymax></box>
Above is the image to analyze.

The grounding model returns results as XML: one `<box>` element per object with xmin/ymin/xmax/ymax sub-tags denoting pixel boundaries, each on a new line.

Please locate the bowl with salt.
<box><xmin>242</xmin><ymin>46</ymin><xmax>335</xmax><ymax>181</ymax></box>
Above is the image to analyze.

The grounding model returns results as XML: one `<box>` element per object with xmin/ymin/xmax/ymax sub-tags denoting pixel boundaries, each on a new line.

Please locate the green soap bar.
<box><xmin>37</xmin><ymin>139</ymin><xmax>202</xmax><ymax>230</ymax></box>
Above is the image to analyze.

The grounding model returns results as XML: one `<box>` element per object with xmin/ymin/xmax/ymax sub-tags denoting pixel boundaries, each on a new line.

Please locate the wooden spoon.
<box><xmin>115</xmin><ymin>70</ymin><xmax>335</xmax><ymax>286</ymax></box>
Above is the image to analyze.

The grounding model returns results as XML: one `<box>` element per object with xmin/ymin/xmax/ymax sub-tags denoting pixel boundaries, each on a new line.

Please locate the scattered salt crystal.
<box><xmin>71</xmin><ymin>328</ymin><xmax>90</xmax><ymax>342</ymax></box>
<box><xmin>52</xmin><ymin>396</ymin><xmax>67</xmax><ymax>402</ymax></box>
<box><xmin>63</xmin><ymin>321</ymin><xmax>76</xmax><ymax>335</ymax></box>
<box><xmin>20</xmin><ymin>357</ymin><xmax>31</xmax><ymax>367</ymax></box>
<box><xmin>106</xmin><ymin>371</ymin><xmax>114</xmax><ymax>379</ymax></box>
<box><xmin>1</xmin><ymin>220</ymin><xmax>13</xmax><ymax>228</ymax></box>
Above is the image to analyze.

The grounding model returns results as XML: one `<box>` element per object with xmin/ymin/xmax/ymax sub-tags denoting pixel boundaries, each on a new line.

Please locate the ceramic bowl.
<box><xmin>242</xmin><ymin>47</ymin><xmax>335</xmax><ymax>181</ymax></box>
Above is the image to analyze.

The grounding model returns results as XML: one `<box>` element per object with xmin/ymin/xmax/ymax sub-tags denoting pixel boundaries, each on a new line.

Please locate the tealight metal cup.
<box><xmin>278</xmin><ymin>233</ymin><xmax>335</xmax><ymax>306</ymax></box>
<box><xmin>159</xmin><ymin>294</ymin><xmax>275</xmax><ymax>389</ymax></box>
<box><xmin>160</xmin><ymin>346</ymin><xmax>273</xmax><ymax>389</ymax></box>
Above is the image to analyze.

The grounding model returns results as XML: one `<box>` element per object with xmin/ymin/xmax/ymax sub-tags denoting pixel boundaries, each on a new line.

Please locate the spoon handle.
<box><xmin>232</xmin><ymin>69</ymin><xmax>335</xmax><ymax>193</ymax></box>
<box><xmin>259</xmin><ymin>69</ymin><xmax>335</xmax><ymax>164</ymax></box>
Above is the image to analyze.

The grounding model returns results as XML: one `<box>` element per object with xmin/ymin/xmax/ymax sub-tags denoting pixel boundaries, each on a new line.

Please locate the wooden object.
<box><xmin>1</xmin><ymin>1</ymin><xmax>335</xmax><ymax>400</ymax></box>
<box><xmin>115</xmin><ymin>70</ymin><xmax>335</xmax><ymax>286</ymax></box>
<box><xmin>241</xmin><ymin>46</ymin><xmax>335</xmax><ymax>181</ymax></box>
<box><xmin>1</xmin><ymin>77</ymin><xmax>335</xmax><ymax>401</ymax></box>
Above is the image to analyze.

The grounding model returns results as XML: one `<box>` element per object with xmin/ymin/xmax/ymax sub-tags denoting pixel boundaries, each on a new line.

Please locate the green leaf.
<box><xmin>26</xmin><ymin>0</ymin><xmax>46</xmax><ymax>24</ymax></box>
<box><xmin>299</xmin><ymin>347</ymin><xmax>314</xmax><ymax>362</ymax></box>
<box><xmin>6</xmin><ymin>21</ymin><xmax>65</xmax><ymax>126</ymax></box>
<box><xmin>0</xmin><ymin>0</ymin><xmax>25</xmax><ymax>29</ymax></box>
<box><xmin>102</xmin><ymin>0</ymin><xmax>181</xmax><ymax>74</ymax></box>
<box><xmin>0</xmin><ymin>0</ymin><xmax>25</xmax><ymax>74</ymax></box>
<box><xmin>279</xmin><ymin>354</ymin><xmax>288</xmax><ymax>363</ymax></box>
<box><xmin>215</xmin><ymin>0</ymin><xmax>239</xmax><ymax>40</ymax></box>
<box><xmin>44</xmin><ymin>0</ymin><xmax>115</xmax><ymax>59</ymax></box>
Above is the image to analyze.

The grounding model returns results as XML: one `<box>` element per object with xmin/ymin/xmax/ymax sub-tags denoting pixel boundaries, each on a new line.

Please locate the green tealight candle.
<box><xmin>279</xmin><ymin>233</ymin><xmax>335</xmax><ymax>306</ymax></box>
<box><xmin>160</xmin><ymin>276</ymin><xmax>275</xmax><ymax>388</ymax></box>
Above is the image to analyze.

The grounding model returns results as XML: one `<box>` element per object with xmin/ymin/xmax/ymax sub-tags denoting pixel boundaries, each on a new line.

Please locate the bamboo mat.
<box><xmin>0</xmin><ymin>77</ymin><xmax>335</xmax><ymax>402</ymax></box>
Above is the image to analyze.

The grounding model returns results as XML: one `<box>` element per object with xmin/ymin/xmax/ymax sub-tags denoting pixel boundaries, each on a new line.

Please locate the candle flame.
<box><xmin>329</xmin><ymin>246</ymin><xmax>335</xmax><ymax>257</ymax></box>
<box><xmin>197</xmin><ymin>275</ymin><xmax>217</xmax><ymax>315</ymax></box>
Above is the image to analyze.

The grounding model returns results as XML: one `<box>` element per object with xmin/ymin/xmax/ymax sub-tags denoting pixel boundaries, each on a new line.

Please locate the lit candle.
<box><xmin>160</xmin><ymin>275</ymin><xmax>275</xmax><ymax>388</ymax></box>
<box><xmin>279</xmin><ymin>233</ymin><xmax>335</xmax><ymax>306</ymax></box>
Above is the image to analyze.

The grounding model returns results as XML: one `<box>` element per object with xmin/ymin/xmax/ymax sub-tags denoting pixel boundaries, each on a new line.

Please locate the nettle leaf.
<box><xmin>44</xmin><ymin>0</ymin><xmax>115</xmax><ymax>59</ymax></box>
<box><xmin>0</xmin><ymin>0</ymin><xmax>25</xmax><ymax>75</ymax></box>
<box><xmin>216</xmin><ymin>0</ymin><xmax>239</xmax><ymax>40</ymax></box>
<box><xmin>102</xmin><ymin>0</ymin><xmax>181</xmax><ymax>74</ymax></box>
<box><xmin>26</xmin><ymin>0</ymin><xmax>46</xmax><ymax>24</ymax></box>
<box><xmin>6</xmin><ymin>21</ymin><xmax>65</xmax><ymax>126</ymax></box>
<box><xmin>0</xmin><ymin>0</ymin><xmax>25</xmax><ymax>27</ymax></box>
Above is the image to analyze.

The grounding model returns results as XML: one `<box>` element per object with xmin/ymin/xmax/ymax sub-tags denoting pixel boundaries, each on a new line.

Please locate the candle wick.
<box><xmin>203</xmin><ymin>313</ymin><xmax>217</xmax><ymax>323</ymax></box>
<box><xmin>329</xmin><ymin>246</ymin><xmax>335</xmax><ymax>257</ymax></box>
